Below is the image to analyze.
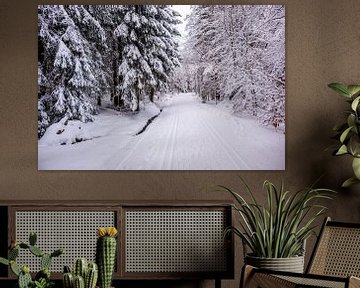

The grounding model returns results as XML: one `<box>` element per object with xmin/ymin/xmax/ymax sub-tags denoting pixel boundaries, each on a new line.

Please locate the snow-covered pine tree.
<box><xmin>38</xmin><ymin>5</ymin><xmax>108</xmax><ymax>138</ymax></box>
<box><xmin>114</xmin><ymin>5</ymin><xmax>181</xmax><ymax>111</ymax></box>
<box><xmin>185</xmin><ymin>5</ymin><xmax>285</xmax><ymax>129</ymax></box>
<box><xmin>186</xmin><ymin>5</ymin><xmax>213</xmax><ymax>101</ymax></box>
<box><xmin>86</xmin><ymin>5</ymin><xmax>126</xmax><ymax>105</ymax></box>
<box><xmin>65</xmin><ymin>5</ymin><xmax>109</xmax><ymax>104</ymax></box>
<box><xmin>229</xmin><ymin>5</ymin><xmax>285</xmax><ymax>127</ymax></box>
<box><xmin>168</xmin><ymin>54</ymin><xmax>196</xmax><ymax>93</ymax></box>
<box><xmin>145</xmin><ymin>6</ymin><xmax>181</xmax><ymax>101</ymax></box>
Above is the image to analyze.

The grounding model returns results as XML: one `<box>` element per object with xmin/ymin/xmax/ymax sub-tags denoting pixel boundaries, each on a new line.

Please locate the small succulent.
<box><xmin>33</xmin><ymin>278</ymin><xmax>54</xmax><ymax>288</ymax></box>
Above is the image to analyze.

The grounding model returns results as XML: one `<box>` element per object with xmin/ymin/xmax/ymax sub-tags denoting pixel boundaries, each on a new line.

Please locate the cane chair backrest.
<box><xmin>307</xmin><ymin>217</ymin><xmax>360</xmax><ymax>278</ymax></box>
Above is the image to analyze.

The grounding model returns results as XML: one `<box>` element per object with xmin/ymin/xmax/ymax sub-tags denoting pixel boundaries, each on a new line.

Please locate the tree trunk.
<box><xmin>111</xmin><ymin>35</ymin><xmax>118</xmax><ymax>105</ymax></box>
<box><xmin>149</xmin><ymin>88</ymin><xmax>155</xmax><ymax>102</ymax></box>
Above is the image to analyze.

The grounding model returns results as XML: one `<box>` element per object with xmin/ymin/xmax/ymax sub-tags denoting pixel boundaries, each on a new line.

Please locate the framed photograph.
<box><xmin>38</xmin><ymin>5</ymin><xmax>285</xmax><ymax>170</ymax></box>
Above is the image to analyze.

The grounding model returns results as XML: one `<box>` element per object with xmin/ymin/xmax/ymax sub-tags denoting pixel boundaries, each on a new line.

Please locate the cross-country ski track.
<box><xmin>38</xmin><ymin>93</ymin><xmax>285</xmax><ymax>170</ymax></box>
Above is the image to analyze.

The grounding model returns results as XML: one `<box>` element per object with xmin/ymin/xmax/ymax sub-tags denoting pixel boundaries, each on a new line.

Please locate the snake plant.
<box><xmin>328</xmin><ymin>83</ymin><xmax>360</xmax><ymax>187</ymax></box>
<box><xmin>220</xmin><ymin>178</ymin><xmax>335</xmax><ymax>258</ymax></box>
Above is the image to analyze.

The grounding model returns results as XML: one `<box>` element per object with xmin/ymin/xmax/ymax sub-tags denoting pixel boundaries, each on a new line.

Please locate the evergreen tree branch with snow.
<box><xmin>184</xmin><ymin>5</ymin><xmax>285</xmax><ymax>130</ymax></box>
<box><xmin>38</xmin><ymin>5</ymin><xmax>181</xmax><ymax>138</ymax></box>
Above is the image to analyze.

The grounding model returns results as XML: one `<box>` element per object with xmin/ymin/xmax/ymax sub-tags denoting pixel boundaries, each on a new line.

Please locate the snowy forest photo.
<box><xmin>38</xmin><ymin>5</ymin><xmax>285</xmax><ymax>170</ymax></box>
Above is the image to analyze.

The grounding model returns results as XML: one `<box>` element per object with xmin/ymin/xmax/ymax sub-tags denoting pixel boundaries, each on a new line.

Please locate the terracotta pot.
<box><xmin>245</xmin><ymin>254</ymin><xmax>305</xmax><ymax>273</ymax></box>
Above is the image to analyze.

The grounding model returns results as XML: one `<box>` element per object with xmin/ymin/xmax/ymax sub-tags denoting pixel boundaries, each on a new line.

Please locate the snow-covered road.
<box><xmin>38</xmin><ymin>93</ymin><xmax>284</xmax><ymax>170</ymax></box>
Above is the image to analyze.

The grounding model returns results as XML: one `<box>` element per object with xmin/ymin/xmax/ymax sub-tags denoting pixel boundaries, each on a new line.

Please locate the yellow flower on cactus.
<box><xmin>97</xmin><ymin>227</ymin><xmax>107</xmax><ymax>237</ymax></box>
<box><xmin>107</xmin><ymin>227</ymin><xmax>118</xmax><ymax>237</ymax></box>
<box><xmin>97</xmin><ymin>227</ymin><xmax>118</xmax><ymax>238</ymax></box>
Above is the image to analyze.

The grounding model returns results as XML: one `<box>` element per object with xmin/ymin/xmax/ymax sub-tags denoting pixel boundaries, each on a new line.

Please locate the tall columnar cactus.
<box><xmin>96</xmin><ymin>227</ymin><xmax>118</xmax><ymax>288</ymax></box>
<box><xmin>0</xmin><ymin>232</ymin><xmax>64</xmax><ymax>288</ymax></box>
<box><xmin>63</xmin><ymin>260</ymin><xmax>98</xmax><ymax>288</ymax></box>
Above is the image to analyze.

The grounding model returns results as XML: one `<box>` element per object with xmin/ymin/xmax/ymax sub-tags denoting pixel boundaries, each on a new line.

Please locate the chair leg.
<box><xmin>215</xmin><ymin>278</ymin><xmax>221</xmax><ymax>288</ymax></box>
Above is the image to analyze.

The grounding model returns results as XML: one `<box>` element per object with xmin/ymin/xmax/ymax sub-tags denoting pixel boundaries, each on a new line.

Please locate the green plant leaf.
<box><xmin>340</xmin><ymin>126</ymin><xmax>353</xmax><ymax>143</ymax></box>
<box><xmin>328</xmin><ymin>83</ymin><xmax>351</xmax><ymax>97</ymax></box>
<box><xmin>347</xmin><ymin>114</ymin><xmax>356</xmax><ymax>128</ymax></box>
<box><xmin>336</xmin><ymin>144</ymin><xmax>348</xmax><ymax>155</ymax></box>
<box><xmin>222</xmin><ymin>179</ymin><xmax>335</xmax><ymax>258</ymax></box>
<box><xmin>0</xmin><ymin>257</ymin><xmax>9</xmax><ymax>266</ymax></box>
<box><xmin>351</xmin><ymin>96</ymin><xmax>360</xmax><ymax>111</ymax></box>
<box><xmin>342</xmin><ymin>177</ymin><xmax>360</xmax><ymax>187</ymax></box>
<box><xmin>347</xmin><ymin>85</ymin><xmax>360</xmax><ymax>97</ymax></box>
<box><xmin>352</xmin><ymin>157</ymin><xmax>360</xmax><ymax>179</ymax></box>
<box><xmin>348</xmin><ymin>135</ymin><xmax>360</xmax><ymax>157</ymax></box>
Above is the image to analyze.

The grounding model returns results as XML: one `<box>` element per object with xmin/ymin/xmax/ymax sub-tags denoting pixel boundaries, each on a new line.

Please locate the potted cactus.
<box><xmin>96</xmin><ymin>227</ymin><xmax>118</xmax><ymax>288</ymax></box>
<box><xmin>0</xmin><ymin>232</ymin><xmax>63</xmax><ymax>288</ymax></box>
<box><xmin>62</xmin><ymin>258</ymin><xmax>98</xmax><ymax>288</ymax></box>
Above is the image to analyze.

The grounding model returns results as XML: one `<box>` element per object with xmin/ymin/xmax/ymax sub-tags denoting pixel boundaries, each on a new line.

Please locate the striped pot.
<box><xmin>245</xmin><ymin>254</ymin><xmax>305</xmax><ymax>273</ymax></box>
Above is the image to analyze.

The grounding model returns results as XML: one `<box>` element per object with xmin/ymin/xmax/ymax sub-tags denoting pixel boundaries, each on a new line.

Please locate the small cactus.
<box><xmin>64</xmin><ymin>265</ymin><xmax>72</xmax><ymax>273</ymax></box>
<box><xmin>85</xmin><ymin>263</ymin><xmax>98</xmax><ymax>288</ymax></box>
<box><xmin>29</xmin><ymin>232</ymin><xmax>37</xmax><ymax>246</ymax></box>
<box><xmin>41</xmin><ymin>253</ymin><xmax>52</xmax><ymax>270</ymax></box>
<box><xmin>35</xmin><ymin>268</ymin><xmax>50</xmax><ymax>281</ymax></box>
<box><xmin>63</xmin><ymin>259</ymin><xmax>98</xmax><ymax>288</ymax></box>
<box><xmin>19</xmin><ymin>243</ymin><xmax>30</xmax><ymax>249</ymax></box>
<box><xmin>63</xmin><ymin>272</ymin><xmax>74</xmax><ymax>288</ymax></box>
<box><xmin>21</xmin><ymin>265</ymin><xmax>30</xmax><ymax>274</ymax></box>
<box><xmin>18</xmin><ymin>269</ymin><xmax>32</xmax><ymax>288</ymax></box>
<box><xmin>0</xmin><ymin>232</ymin><xmax>63</xmax><ymax>288</ymax></box>
<box><xmin>74</xmin><ymin>275</ymin><xmax>85</xmax><ymax>288</ymax></box>
<box><xmin>96</xmin><ymin>227</ymin><xmax>118</xmax><ymax>288</ymax></box>
<box><xmin>10</xmin><ymin>260</ymin><xmax>20</xmax><ymax>276</ymax></box>
<box><xmin>74</xmin><ymin>258</ymin><xmax>88</xmax><ymax>279</ymax></box>
<box><xmin>9</xmin><ymin>246</ymin><xmax>19</xmax><ymax>260</ymax></box>
<box><xmin>29</xmin><ymin>245</ymin><xmax>44</xmax><ymax>257</ymax></box>
<box><xmin>0</xmin><ymin>257</ymin><xmax>9</xmax><ymax>266</ymax></box>
<box><xmin>51</xmin><ymin>248</ymin><xmax>64</xmax><ymax>258</ymax></box>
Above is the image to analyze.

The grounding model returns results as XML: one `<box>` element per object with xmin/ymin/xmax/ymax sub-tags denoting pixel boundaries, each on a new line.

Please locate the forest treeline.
<box><xmin>38</xmin><ymin>5</ymin><xmax>285</xmax><ymax>139</ymax></box>
<box><xmin>38</xmin><ymin>5</ymin><xmax>181</xmax><ymax>138</ymax></box>
<box><xmin>176</xmin><ymin>5</ymin><xmax>285</xmax><ymax>128</ymax></box>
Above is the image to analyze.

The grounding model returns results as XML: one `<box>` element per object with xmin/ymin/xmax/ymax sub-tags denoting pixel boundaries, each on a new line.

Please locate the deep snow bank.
<box><xmin>39</xmin><ymin>101</ymin><xmax>162</xmax><ymax>147</ymax></box>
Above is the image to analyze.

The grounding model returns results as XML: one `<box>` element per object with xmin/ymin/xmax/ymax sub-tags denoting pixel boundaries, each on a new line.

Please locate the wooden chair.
<box><xmin>241</xmin><ymin>217</ymin><xmax>360</xmax><ymax>288</ymax></box>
